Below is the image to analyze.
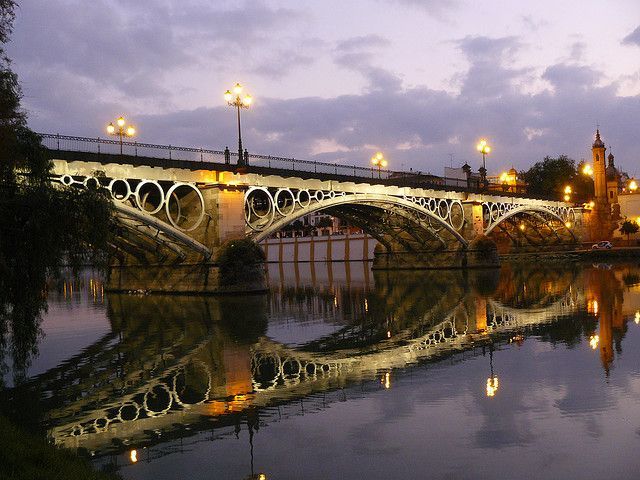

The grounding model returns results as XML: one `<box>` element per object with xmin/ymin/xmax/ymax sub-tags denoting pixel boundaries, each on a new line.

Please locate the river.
<box><xmin>2</xmin><ymin>260</ymin><xmax>640</xmax><ymax>479</ymax></box>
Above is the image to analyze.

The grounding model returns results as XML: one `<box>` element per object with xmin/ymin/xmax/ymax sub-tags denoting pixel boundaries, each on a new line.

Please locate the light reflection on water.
<box><xmin>3</xmin><ymin>261</ymin><xmax>640</xmax><ymax>479</ymax></box>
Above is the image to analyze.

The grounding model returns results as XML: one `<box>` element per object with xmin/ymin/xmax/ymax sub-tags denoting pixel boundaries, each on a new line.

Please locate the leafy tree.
<box><xmin>316</xmin><ymin>217</ymin><xmax>333</xmax><ymax>228</ymax></box>
<box><xmin>619</xmin><ymin>220</ymin><xmax>639</xmax><ymax>245</ymax></box>
<box><xmin>521</xmin><ymin>155</ymin><xmax>593</xmax><ymax>202</ymax></box>
<box><xmin>0</xmin><ymin>0</ymin><xmax>113</xmax><ymax>385</ymax></box>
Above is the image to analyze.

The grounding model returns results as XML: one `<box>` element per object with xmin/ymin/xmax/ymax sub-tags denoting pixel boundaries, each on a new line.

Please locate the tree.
<box><xmin>316</xmin><ymin>217</ymin><xmax>333</xmax><ymax>228</ymax></box>
<box><xmin>0</xmin><ymin>1</ymin><xmax>113</xmax><ymax>385</ymax></box>
<box><xmin>521</xmin><ymin>155</ymin><xmax>593</xmax><ymax>202</ymax></box>
<box><xmin>619</xmin><ymin>220</ymin><xmax>639</xmax><ymax>245</ymax></box>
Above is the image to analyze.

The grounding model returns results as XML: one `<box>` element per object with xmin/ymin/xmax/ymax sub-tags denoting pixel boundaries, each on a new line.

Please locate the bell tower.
<box><xmin>592</xmin><ymin>129</ymin><xmax>607</xmax><ymax>205</ymax></box>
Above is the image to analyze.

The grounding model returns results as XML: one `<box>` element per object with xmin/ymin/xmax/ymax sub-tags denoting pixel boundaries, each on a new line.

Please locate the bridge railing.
<box><xmin>40</xmin><ymin>133</ymin><xmax>528</xmax><ymax>194</ymax></box>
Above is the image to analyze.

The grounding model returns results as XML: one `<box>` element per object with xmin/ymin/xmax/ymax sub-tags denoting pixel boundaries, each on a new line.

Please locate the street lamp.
<box><xmin>371</xmin><ymin>151</ymin><xmax>388</xmax><ymax>179</ymax></box>
<box><xmin>224</xmin><ymin>82</ymin><xmax>253</xmax><ymax>166</ymax></box>
<box><xmin>563</xmin><ymin>185</ymin><xmax>572</xmax><ymax>202</ymax></box>
<box><xmin>629</xmin><ymin>179</ymin><xmax>638</xmax><ymax>192</ymax></box>
<box><xmin>485</xmin><ymin>345</ymin><xmax>499</xmax><ymax>398</ymax></box>
<box><xmin>476</xmin><ymin>139</ymin><xmax>491</xmax><ymax>188</ymax></box>
<box><xmin>107</xmin><ymin>116</ymin><xmax>136</xmax><ymax>154</ymax></box>
<box><xmin>582</xmin><ymin>164</ymin><xmax>594</xmax><ymax>176</ymax></box>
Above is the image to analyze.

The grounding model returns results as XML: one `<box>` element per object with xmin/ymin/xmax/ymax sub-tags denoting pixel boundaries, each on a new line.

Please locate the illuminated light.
<box><xmin>106</xmin><ymin>123</ymin><xmax>115</xmax><ymax>134</ymax></box>
<box><xmin>233</xmin><ymin>82</ymin><xmax>243</xmax><ymax>95</ymax></box>
<box><xmin>376</xmin><ymin>151</ymin><xmax>384</xmax><ymax>160</ymax></box>
<box><xmin>117</xmin><ymin>116</ymin><xmax>125</xmax><ymax>127</ymax></box>
<box><xmin>126</xmin><ymin>125</ymin><xmax>136</xmax><ymax>136</ymax></box>
<box><xmin>242</xmin><ymin>94</ymin><xmax>252</xmax><ymax>106</ymax></box>
<box><xmin>258</xmin><ymin>474</ymin><xmax>267</xmax><ymax>480</ymax></box>
<box><xmin>563</xmin><ymin>194</ymin><xmax>571</xmax><ymax>202</ymax></box>
<box><xmin>635</xmin><ymin>311</ymin><xmax>640</xmax><ymax>324</ymax></box>
<box><xmin>381</xmin><ymin>159</ymin><xmax>388</xmax><ymax>168</ymax></box>
<box><xmin>224</xmin><ymin>90</ymin><xmax>233</xmax><ymax>102</ymax></box>
<box><xmin>387</xmin><ymin>330</ymin><xmax>391</xmax><ymax>338</ymax></box>
<box><xmin>485</xmin><ymin>146</ymin><xmax>491</xmax><ymax>153</ymax></box>
<box><xmin>565</xmin><ymin>221</ymin><xmax>572</xmax><ymax>228</ymax></box>
<box><xmin>630</xmin><ymin>180</ymin><xmax>638</xmax><ymax>192</ymax></box>
<box><xmin>130</xmin><ymin>449</ymin><xmax>138</xmax><ymax>463</ymax></box>
<box><xmin>589</xmin><ymin>200</ymin><xmax>595</xmax><ymax>209</ymax></box>
<box><xmin>334</xmin><ymin>296</ymin><xmax>338</xmax><ymax>307</ymax></box>
<box><xmin>486</xmin><ymin>376</ymin><xmax>499</xmax><ymax>397</ymax></box>
<box><xmin>564</xmin><ymin>185</ymin><xmax>572</xmax><ymax>195</ymax></box>
<box><xmin>589</xmin><ymin>334</ymin><xmax>599</xmax><ymax>350</ymax></box>
<box><xmin>500</xmin><ymin>172</ymin><xmax>508</xmax><ymax>182</ymax></box>
<box><xmin>519</xmin><ymin>223</ymin><xmax>526</xmax><ymax>231</ymax></box>
<box><xmin>593</xmin><ymin>300</ymin><xmax>599</xmax><ymax>315</ymax></box>
<box><xmin>364</xmin><ymin>299</ymin><xmax>368</xmax><ymax>312</ymax></box>
<box><xmin>381</xmin><ymin>372</ymin><xmax>391</xmax><ymax>389</ymax></box>
<box><xmin>582</xmin><ymin>164</ymin><xmax>593</xmax><ymax>176</ymax></box>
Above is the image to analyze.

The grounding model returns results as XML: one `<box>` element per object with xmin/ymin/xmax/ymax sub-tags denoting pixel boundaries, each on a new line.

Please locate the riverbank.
<box><xmin>0</xmin><ymin>416</ymin><xmax>119</xmax><ymax>480</ymax></box>
<box><xmin>501</xmin><ymin>246</ymin><xmax>640</xmax><ymax>263</ymax></box>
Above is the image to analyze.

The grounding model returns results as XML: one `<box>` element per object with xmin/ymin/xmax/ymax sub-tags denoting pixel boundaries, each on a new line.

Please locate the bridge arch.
<box><xmin>245</xmin><ymin>188</ymin><xmax>469</xmax><ymax>249</ymax></box>
<box><xmin>484</xmin><ymin>204</ymin><xmax>577</xmax><ymax>244</ymax></box>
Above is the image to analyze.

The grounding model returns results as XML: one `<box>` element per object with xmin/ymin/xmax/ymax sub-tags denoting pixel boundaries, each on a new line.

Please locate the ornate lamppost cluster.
<box><xmin>476</xmin><ymin>139</ymin><xmax>491</xmax><ymax>188</ymax></box>
<box><xmin>224</xmin><ymin>83</ymin><xmax>252</xmax><ymax>166</ymax></box>
<box><xmin>107</xmin><ymin>116</ymin><xmax>135</xmax><ymax>154</ymax></box>
<box><xmin>370</xmin><ymin>151</ymin><xmax>388</xmax><ymax>178</ymax></box>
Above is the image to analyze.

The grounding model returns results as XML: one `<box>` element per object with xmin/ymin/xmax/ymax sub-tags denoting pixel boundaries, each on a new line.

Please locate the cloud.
<box><xmin>386</xmin><ymin>0</ymin><xmax>460</xmax><ymax>19</ymax></box>
<box><xmin>333</xmin><ymin>35</ymin><xmax>401</xmax><ymax>92</ymax></box>
<box><xmin>622</xmin><ymin>26</ymin><xmax>640</xmax><ymax>46</ymax></box>
<box><xmin>11</xmin><ymin>8</ymin><xmax>640</xmax><ymax>178</ymax></box>
<box><xmin>336</xmin><ymin>35</ymin><xmax>391</xmax><ymax>51</ymax></box>
<box><xmin>543</xmin><ymin>64</ymin><xmax>600</xmax><ymax>91</ymax></box>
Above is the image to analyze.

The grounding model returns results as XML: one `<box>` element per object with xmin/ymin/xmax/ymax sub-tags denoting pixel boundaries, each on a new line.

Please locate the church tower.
<box><xmin>592</xmin><ymin>129</ymin><xmax>607</xmax><ymax>206</ymax></box>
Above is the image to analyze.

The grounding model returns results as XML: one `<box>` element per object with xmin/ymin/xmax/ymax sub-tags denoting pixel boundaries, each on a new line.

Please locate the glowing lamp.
<box><xmin>233</xmin><ymin>82</ymin><xmax>243</xmax><ymax>95</ymax></box>
<box><xmin>224</xmin><ymin>90</ymin><xmax>233</xmax><ymax>102</ymax></box>
<box><xmin>126</xmin><ymin>126</ymin><xmax>135</xmax><ymax>136</ymax></box>
<box><xmin>117</xmin><ymin>116</ymin><xmax>125</xmax><ymax>127</ymax></box>
<box><xmin>107</xmin><ymin>123</ymin><xmax>115</xmax><ymax>134</ymax></box>
<box><xmin>630</xmin><ymin>180</ymin><xmax>638</xmax><ymax>192</ymax></box>
<box><xmin>242</xmin><ymin>94</ymin><xmax>252</xmax><ymax>106</ymax></box>
<box><xmin>564</xmin><ymin>185</ymin><xmax>572</xmax><ymax>195</ymax></box>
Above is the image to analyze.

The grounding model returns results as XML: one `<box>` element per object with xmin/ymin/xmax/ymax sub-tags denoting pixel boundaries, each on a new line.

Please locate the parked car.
<box><xmin>591</xmin><ymin>241</ymin><xmax>613</xmax><ymax>250</ymax></box>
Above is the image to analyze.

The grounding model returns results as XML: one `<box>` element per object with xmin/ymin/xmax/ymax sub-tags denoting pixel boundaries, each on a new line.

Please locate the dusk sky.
<box><xmin>8</xmin><ymin>0</ymin><xmax>640</xmax><ymax>176</ymax></box>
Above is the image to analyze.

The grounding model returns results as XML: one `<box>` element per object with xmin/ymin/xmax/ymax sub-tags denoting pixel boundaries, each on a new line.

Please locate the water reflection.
<box><xmin>2</xmin><ymin>261</ymin><xmax>640</xmax><ymax>479</ymax></box>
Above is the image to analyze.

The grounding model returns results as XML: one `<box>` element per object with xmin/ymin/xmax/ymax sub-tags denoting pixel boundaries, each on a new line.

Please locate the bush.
<box><xmin>216</xmin><ymin>238</ymin><xmax>265</xmax><ymax>286</ymax></box>
<box><xmin>469</xmin><ymin>235</ymin><xmax>498</xmax><ymax>253</ymax></box>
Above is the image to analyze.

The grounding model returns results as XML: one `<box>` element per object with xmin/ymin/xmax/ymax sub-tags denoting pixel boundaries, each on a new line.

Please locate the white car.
<box><xmin>591</xmin><ymin>241</ymin><xmax>613</xmax><ymax>250</ymax></box>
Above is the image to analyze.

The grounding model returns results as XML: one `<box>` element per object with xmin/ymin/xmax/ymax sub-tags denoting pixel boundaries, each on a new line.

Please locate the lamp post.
<box><xmin>371</xmin><ymin>152</ymin><xmax>387</xmax><ymax>179</ymax></box>
<box><xmin>224</xmin><ymin>83</ymin><xmax>252</xmax><ymax>166</ymax></box>
<box><xmin>476</xmin><ymin>139</ymin><xmax>491</xmax><ymax>189</ymax></box>
<box><xmin>485</xmin><ymin>345</ymin><xmax>499</xmax><ymax>397</ymax></box>
<box><xmin>563</xmin><ymin>185</ymin><xmax>572</xmax><ymax>202</ymax></box>
<box><xmin>629</xmin><ymin>179</ymin><xmax>638</xmax><ymax>192</ymax></box>
<box><xmin>107</xmin><ymin>116</ymin><xmax>136</xmax><ymax>154</ymax></box>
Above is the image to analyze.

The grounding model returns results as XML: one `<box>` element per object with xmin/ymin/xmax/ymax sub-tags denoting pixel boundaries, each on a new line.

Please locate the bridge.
<box><xmin>43</xmin><ymin>134</ymin><xmax>585</xmax><ymax>293</ymax></box>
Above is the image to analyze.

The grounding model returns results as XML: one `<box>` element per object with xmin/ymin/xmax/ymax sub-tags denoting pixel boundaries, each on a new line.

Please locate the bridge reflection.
<box><xmin>6</xmin><ymin>261</ymin><xmax>640</xmax><ymax>461</ymax></box>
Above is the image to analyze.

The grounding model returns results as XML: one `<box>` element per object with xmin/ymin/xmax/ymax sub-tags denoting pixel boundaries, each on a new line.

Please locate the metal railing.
<box><xmin>39</xmin><ymin>133</ymin><xmax>528</xmax><ymax>194</ymax></box>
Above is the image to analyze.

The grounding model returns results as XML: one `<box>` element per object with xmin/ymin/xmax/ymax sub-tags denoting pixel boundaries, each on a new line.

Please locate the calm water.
<box><xmin>3</xmin><ymin>261</ymin><xmax>640</xmax><ymax>479</ymax></box>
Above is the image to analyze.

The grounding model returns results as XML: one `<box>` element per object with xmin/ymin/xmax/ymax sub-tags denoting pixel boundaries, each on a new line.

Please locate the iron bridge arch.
<box><xmin>244</xmin><ymin>187</ymin><xmax>469</xmax><ymax>249</ymax></box>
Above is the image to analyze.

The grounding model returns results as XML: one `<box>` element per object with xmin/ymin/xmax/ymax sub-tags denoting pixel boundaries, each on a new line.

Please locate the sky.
<box><xmin>8</xmin><ymin>0</ymin><xmax>640</xmax><ymax>176</ymax></box>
